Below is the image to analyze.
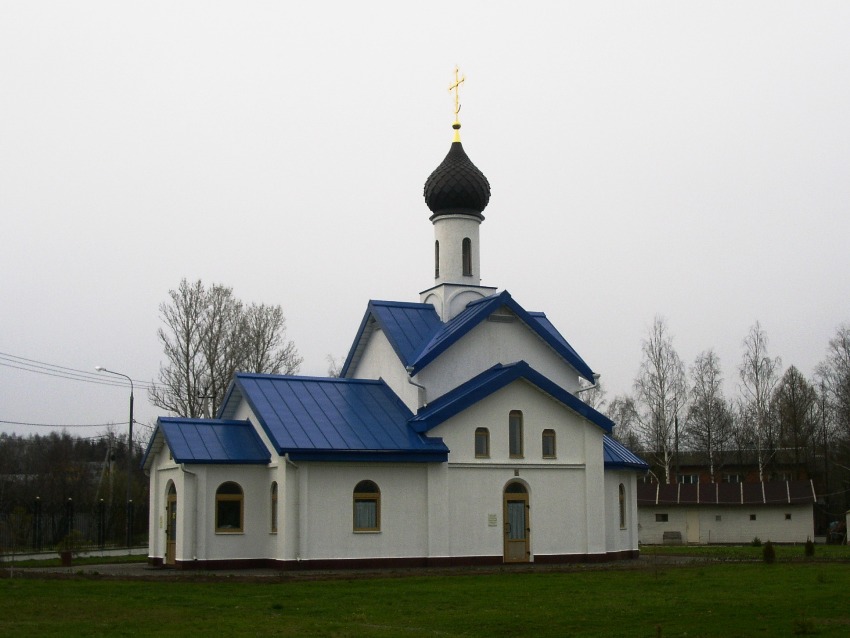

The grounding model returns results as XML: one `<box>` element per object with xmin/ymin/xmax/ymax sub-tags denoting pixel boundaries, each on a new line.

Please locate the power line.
<box><xmin>0</xmin><ymin>419</ymin><xmax>129</xmax><ymax>428</ymax></box>
<box><xmin>0</xmin><ymin>351</ymin><xmax>157</xmax><ymax>390</ymax></box>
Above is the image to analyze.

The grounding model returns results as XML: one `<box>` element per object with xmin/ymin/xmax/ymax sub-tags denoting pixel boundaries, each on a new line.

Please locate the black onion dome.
<box><xmin>424</xmin><ymin>141</ymin><xmax>491</xmax><ymax>219</ymax></box>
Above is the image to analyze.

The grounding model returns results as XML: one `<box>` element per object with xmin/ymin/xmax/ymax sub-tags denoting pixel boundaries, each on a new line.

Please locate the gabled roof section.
<box><xmin>340</xmin><ymin>290</ymin><xmax>596</xmax><ymax>383</ymax></box>
<box><xmin>603</xmin><ymin>436</ymin><xmax>649</xmax><ymax>471</ymax></box>
<box><xmin>141</xmin><ymin>418</ymin><xmax>271</xmax><ymax>471</ymax></box>
<box><xmin>410</xmin><ymin>291</ymin><xmax>595</xmax><ymax>381</ymax></box>
<box><xmin>223</xmin><ymin>373</ymin><xmax>448</xmax><ymax>463</ymax></box>
<box><xmin>408</xmin><ymin>361</ymin><xmax>613</xmax><ymax>434</ymax></box>
<box><xmin>340</xmin><ymin>300</ymin><xmax>443</xmax><ymax>377</ymax></box>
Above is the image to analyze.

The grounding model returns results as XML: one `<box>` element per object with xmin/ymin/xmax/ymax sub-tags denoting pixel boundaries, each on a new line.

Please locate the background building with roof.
<box><xmin>142</xmin><ymin>92</ymin><xmax>648</xmax><ymax>569</ymax></box>
<box><xmin>637</xmin><ymin>480</ymin><xmax>816</xmax><ymax>545</ymax></box>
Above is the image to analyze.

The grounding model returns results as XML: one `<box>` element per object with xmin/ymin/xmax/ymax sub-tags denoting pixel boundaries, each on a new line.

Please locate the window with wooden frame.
<box><xmin>215</xmin><ymin>482</ymin><xmax>244</xmax><ymax>533</ymax></box>
<box><xmin>270</xmin><ymin>481</ymin><xmax>278</xmax><ymax>533</ymax></box>
<box><xmin>618</xmin><ymin>483</ymin><xmax>626</xmax><ymax>529</ymax></box>
<box><xmin>353</xmin><ymin>480</ymin><xmax>380</xmax><ymax>532</ymax></box>
<box><xmin>462</xmin><ymin>237</ymin><xmax>472</xmax><ymax>276</ymax></box>
<box><xmin>541</xmin><ymin>429</ymin><xmax>556</xmax><ymax>458</ymax></box>
<box><xmin>474</xmin><ymin>427</ymin><xmax>490</xmax><ymax>458</ymax></box>
<box><xmin>509</xmin><ymin>411</ymin><xmax>523</xmax><ymax>458</ymax></box>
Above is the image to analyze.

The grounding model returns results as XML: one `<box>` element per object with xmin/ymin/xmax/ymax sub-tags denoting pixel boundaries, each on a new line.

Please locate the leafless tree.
<box><xmin>577</xmin><ymin>377</ymin><xmax>607</xmax><ymax>413</ymax></box>
<box><xmin>150</xmin><ymin>279</ymin><xmax>302</xmax><ymax>418</ymax></box>
<box><xmin>633</xmin><ymin>316</ymin><xmax>688</xmax><ymax>483</ymax></box>
<box><xmin>771</xmin><ymin>365</ymin><xmax>817</xmax><ymax>477</ymax></box>
<box><xmin>607</xmin><ymin>394</ymin><xmax>641</xmax><ymax>450</ymax></box>
<box><xmin>817</xmin><ymin>323</ymin><xmax>850</xmax><ymax>440</ymax></box>
<box><xmin>686</xmin><ymin>349</ymin><xmax>733</xmax><ymax>482</ymax></box>
<box><xmin>326</xmin><ymin>354</ymin><xmax>344</xmax><ymax>378</ymax></box>
<box><xmin>738</xmin><ymin>321</ymin><xmax>781</xmax><ymax>481</ymax></box>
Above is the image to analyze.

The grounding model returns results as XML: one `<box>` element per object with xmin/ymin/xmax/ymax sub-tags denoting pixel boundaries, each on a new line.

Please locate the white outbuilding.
<box><xmin>142</xmin><ymin>110</ymin><xmax>648</xmax><ymax>569</ymax></box>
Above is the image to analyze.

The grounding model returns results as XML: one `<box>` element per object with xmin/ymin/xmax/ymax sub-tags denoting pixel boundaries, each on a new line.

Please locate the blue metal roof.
<box><xmin>144</xmin><ymin>418</ymin><xmax>272</xmax><ymax>466</ymax></box>
<box><xmin>340</xmin><ymin>301</ymin><xmax>442</xmax><ymax>376</ymax></box>
<box><xmin>603</xmin><ymin>435</ymin><xmax>649</xmax><ymax>471</ymax></box>
<box><xmin>408</xmin><ymin>361</ymin><xmax>614</xmax><ymax>434</ymax></box>
<box><xmin>340</xmin><ymin>290</ymin><xmax>596</xmax><ymax>383</ymax></box>
<box><xmin>227</xmin><ymin>373</ymin><xmax>448</xmax><ymax>462</ymax></box>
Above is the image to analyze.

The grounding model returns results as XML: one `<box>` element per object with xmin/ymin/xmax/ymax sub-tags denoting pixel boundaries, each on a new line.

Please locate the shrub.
<box><xmin>751</xmin><ymin>536</ymin><xmax>762</xmax><ymax>547</ymax></box>
<box><xmin>763</xmin><ymin>540</ymin><xmax>776</xmax><ymax>563</ymax></box>
<box><xmin>804</xmin><ymin>538</ymin><xmax>815</xmax><ymax>558</ymax></box>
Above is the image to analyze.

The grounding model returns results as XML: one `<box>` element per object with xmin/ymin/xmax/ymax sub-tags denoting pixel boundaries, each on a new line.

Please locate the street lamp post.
<box><xmin>95</xmin><ymin>366</ymin><xmax>134</xmax><ymax>548</ymax></box>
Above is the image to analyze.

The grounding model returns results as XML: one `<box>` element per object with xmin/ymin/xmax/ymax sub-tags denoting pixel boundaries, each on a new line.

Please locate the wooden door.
<box><xmin>165</xmin><ymin>485</ymin><xmax>177</xmax><ymax>566</ymax></box>
<box><xmin>503</xmin><ymin>483</ymin><xmax>530</xmax><ymax>563</ymax></box>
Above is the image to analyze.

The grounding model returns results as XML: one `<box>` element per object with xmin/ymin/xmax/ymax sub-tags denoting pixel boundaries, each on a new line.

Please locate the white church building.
<box><xmin>142</xmin><ymin>101</ymin><xmax>648</xmax><ymax>570</ymax></box>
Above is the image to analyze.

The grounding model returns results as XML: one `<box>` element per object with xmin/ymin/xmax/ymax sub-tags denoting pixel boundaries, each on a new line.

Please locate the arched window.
<box><xmin>462</xmin><ymin>238</ymin><xmax>472</xmax><ymax>276</ymax></box>
<box><xmin>509</xmin><ymin>411</ymin><xmax>523</xmax><ymax>458</ymax></box>
<box><xmin>475</xmin><ymin>427</ymin><xmax>490</xmax><ymax>458</ymax></box>
<box><xmin>353</xmin><ymin>480</ymin><xmax>380</xmax><ymax>532</ymax></box>
<box><xmin>215</xmin><ymin>482</ymin><xmax>244</xmax><ymax>533</ymax></box>
<box><xmin>270</xmin><ymin>482</ymin><xmax>278</xmax><ymax>533</ymax></box>
<box><xmin>434</xmin><ymin>240</ymin><xmax>440</xmax><ymax>278</ymax></box>
<box><xmin>619</xmin><ymin>483</ymin><xmax>626</xmax><ymax>529</ymax></box>
<box><xmin>542</xmin><ymin>429</ymin><xmax>556</xmax><ymax>458</ymax></box>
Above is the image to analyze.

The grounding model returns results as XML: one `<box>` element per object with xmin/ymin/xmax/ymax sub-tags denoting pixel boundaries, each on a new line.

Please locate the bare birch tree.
<box><xmin>150</xmin><ymin>279</ymin><xmax>302</xmax><ymax>418</ymax></box>
<box><xmin>738</xmin><ymin>321</ymin><xmax>781</xmax><ymax>481</ymax></box>
<box><xmin>686</xmin><ymin>349</ymin><xmax>733</xmax><ymax>482</ymax></box>
<box><xmin>633</xmin><ymin>316</ymin><xmax>687</xmax><ymax>483</ymax></box>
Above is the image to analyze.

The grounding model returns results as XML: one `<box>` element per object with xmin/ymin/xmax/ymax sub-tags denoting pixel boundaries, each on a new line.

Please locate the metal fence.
<box><xmin>0</xmin><ymin>499</ymin><xmax>149</xmax><ymax>554</ymax></box>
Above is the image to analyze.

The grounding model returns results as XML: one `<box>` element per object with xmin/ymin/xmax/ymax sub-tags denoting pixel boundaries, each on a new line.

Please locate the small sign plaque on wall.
<box><xmin>488</xmin><ymin>514</ymin><xmax>497</xmax><ymax>527</ymax></box>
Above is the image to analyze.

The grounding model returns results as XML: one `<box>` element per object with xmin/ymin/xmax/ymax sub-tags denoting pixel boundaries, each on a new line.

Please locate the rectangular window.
<box><xmin>271</xmin><ymin>482</ymin><xmax>278</xmax><ymax>534</ymax></box>
<box><xmin>785</xmin><ymin>513</ymin><xmax>792</xmax><ymax>520</ymax></box>
<box><xmin>656</xmin><ymin>513</ymin><xmax>668</xmax><ymax>523</ymax></box>
<box><xmin>715</xmin><ymin>515</ymin><xmax>722</xmax><ymax>522</ymax></box>
<box><xmin>216</xmin><ymin>500</ymin><xmax>242</xmax><ymax>532</ymax></box>
<box><xmin>509</xmin><ymin>411</ymin><xmax>523</xmax><ymax>458</ymax></box>
<box><xmin>678</xmin><ymin>474</ymin><xmax>699</xmax><ymax>484</ymax></box>
<box><xmin>723</xmin><ymin>473</ymin><xmax>743</xmax><ymax>484</ymax></box>
<box><xmin>475</xmin><ymin>428</ymin><xmax>490</xmax><ymax>458</ymax></box>
<box><xmin>354</xmin><ymin>499</ymin><xmax>378</xmax><ymax>530</ymax></box>
<box><xmin>750</xmin><ymin>514</ymin><xmax>757</xmax><ymax>521</ymax></box>
<box><xmin>542</xmin><ymin>429</ymin><xmax>556</xmax><ymax>458</ymax></box>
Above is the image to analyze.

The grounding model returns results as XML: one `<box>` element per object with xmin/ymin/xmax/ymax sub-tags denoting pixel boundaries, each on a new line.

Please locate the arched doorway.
<box><xmin>503</xmin><ymin>482</ymin><xmax>530</xmax><ymax>563</ymax></box>
<box><xmin>165</xmin><ymin>483</ymin><xmax>177</xmax><ymax>566</ymax></box>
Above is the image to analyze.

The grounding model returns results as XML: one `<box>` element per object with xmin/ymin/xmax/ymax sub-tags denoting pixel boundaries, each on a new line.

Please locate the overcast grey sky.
<box><xmin>2</xmin><ymin>1</ymin><xmax>849</xmax><ymax>440</ymax></box>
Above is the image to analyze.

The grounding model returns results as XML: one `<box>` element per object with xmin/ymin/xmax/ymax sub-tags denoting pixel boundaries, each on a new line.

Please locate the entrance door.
<box><xmin>503</xmin><ymin>482</ymin><xmax>530</xmax><ymax>563</ymax></box>
<box><xmin>686</xmin><ymin>510</ymin><xmax>700</xmax><ymax>544</ymax></box>
<box><xmin>165</xmin><ymin>484</ymin><xmax>177</xmax><ymax>566</ymax></box>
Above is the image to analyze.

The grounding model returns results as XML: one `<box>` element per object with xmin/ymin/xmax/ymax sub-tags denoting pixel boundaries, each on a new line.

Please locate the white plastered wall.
<box><xmin>291</xmin><ymin>462</ymin><xmax>430</xmax><ymax>561</ymax></box>
<box><xmin>345</xmin><ymin>327</ymin><xmax>420</xmax><ymax>409</ymax></box>
<box><xmin>433</xmin><ymin>214</ymin><xmax>482</xmax><ymax>286</ymax></box>
<box><xmin>638</xmin><ymin>504</ymin><xmax>815</xmax><ymax>544</ymax></box>
<box><xmin>416</xmin><ymin>319</ymin><xmax>583</xmax><ymax>406</ymax></box>
<box><xmin>429</xmin><ymin>379</ymin><xmax>607</xmax><ymax>559</ymax></box>
<box><xmin>604</xmin><ymin>470</ymin><xmax>640</xmax><ymax>552</ymax></box>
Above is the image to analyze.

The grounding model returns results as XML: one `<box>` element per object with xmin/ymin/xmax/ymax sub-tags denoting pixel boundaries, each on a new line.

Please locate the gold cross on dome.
<box><xmin>448</xmin><ymin>66</ymin><xmax>465</xmax><ymax>123</ymax></box>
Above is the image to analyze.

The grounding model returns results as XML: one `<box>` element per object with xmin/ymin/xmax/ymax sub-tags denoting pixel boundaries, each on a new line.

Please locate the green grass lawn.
<box><xmin>641</xmin><ymin>542</ymin><xmax>850</xmax><ymax>561</ymax></box>
<box><xmin>2</xmin><ymin>562</ymin><xmax>849</xmax><ymax>637</ymax></box>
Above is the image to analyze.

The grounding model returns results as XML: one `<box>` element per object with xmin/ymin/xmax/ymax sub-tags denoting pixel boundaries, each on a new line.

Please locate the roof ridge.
<box><xmin>234</xmin><ymin>372</ymin><xmax>384</xmax><ymax>384</ymax></box>
<box><xmin>368</xmin><ymin>299</ymin><xmax>436</xmax><ymax>308</ymax></box>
